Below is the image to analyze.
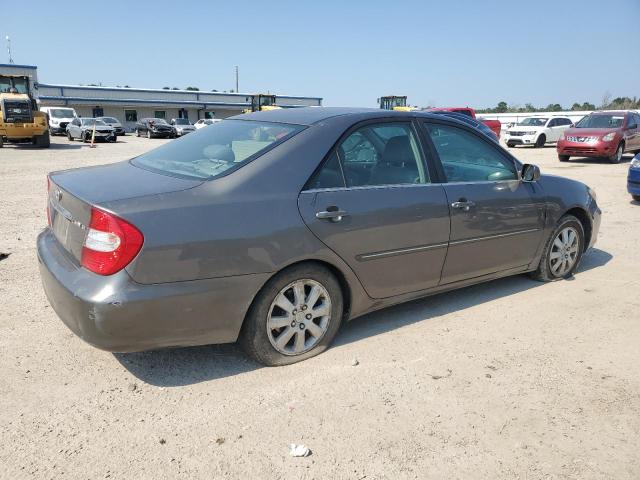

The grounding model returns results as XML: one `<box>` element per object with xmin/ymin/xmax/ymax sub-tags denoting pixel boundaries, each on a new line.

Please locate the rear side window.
<box><xmin>426</xmin><ymin>123</ymin><xmax>517</xmax><ymax>182</ymax></box>
<box><xmin>307</xmin><ymin>122</ymin><xmax>429</xmax><ymax>189</ymax></box>
<box><xmin>133</xmin><ymin>120</ymin><xmax>303</xmax><ymax>180</ymax></box>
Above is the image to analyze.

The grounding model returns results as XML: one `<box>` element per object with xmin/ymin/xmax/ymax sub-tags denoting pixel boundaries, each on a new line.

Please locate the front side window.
<box><xmin>133</xmin><ymin>120</ymin><xmax>303</xmax><ymax>180</ymax></box>
<box><xmin>426</xmin><ymin>123</ymin><xmax>517</xmax><ymax>182</ymax></box>
<box><xmin>125</xmin><ymin>109</ymin><xmax>137</xmax><ymax>122</ymax></box>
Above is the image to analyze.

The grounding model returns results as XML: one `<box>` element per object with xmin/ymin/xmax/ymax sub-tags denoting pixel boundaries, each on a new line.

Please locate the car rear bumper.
<box><xmin>557</xmin><ymin>139</ymin><xmax>616</xmax><ymax>157</ymax></box>
<box><xmin>628</xmin><ymin>168</ymin><xmax>640</xmax><ymax>196</ymax></box>
<box><xmin>37</xmin><ymin>228</ymin><xmax>270</xmax><ymax>352</ymax></box>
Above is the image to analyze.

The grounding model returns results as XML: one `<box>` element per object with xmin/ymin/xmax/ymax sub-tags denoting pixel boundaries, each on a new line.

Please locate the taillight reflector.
<box><xmin>81</xmin><ymin>207</ymin><xmax>143</xmax><ymax>275</ymax></box>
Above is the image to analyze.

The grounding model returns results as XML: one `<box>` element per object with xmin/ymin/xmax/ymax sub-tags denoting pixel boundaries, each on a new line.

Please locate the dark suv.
<box><xmin>557</xmin><ymin>111</ymin><xmax>640</xmax><ymax>163</ymax></box>
<box><xmin>135</xmin><ymin>118</ymin><xmax>175</xmax><ymax>139</ymax></box>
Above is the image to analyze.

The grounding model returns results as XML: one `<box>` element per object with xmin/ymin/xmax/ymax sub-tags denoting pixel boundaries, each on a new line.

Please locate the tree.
<box><xmin>171</xmin><ymin>87</ymin><xmax>179</xmax><ymax>90</ymax></box>
<box><xmin>185</xmin><ymin>86</ymin><xmax>200</xmax><ymax>91</ymax></box>
<box><xmin>524</xmin><ymin>103</ymin><xmax>536</xmax><ymax>112</ymax></box>
<box><xmin>211</xmin><ymin>89</ymin><xmax>218</xmax><ymax>92</ymax></box>
<box><xmin>162</xmin><ymin>86</ymin><xmax>170</xmax><ymax>90</ymax></box>
<box><xmin>495</xmin><ymin>101</ymin><xmax>508</xmax><ymax>113</ymax></box>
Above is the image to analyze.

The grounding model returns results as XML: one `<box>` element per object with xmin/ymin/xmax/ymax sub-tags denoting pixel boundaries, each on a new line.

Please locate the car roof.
<box><xmin>589</xmin><ymin>111</ymin><xmax>628</xmax><ymax>116</ymax></box>
<box><xmin>232</xmin><ymin>107</ymin><xmax>453</xmax><ymax>126</ymax></box>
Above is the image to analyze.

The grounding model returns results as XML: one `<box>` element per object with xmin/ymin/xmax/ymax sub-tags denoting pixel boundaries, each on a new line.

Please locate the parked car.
<box><xmin>66</xmin><ymin>117</ymin><xmax>116</xmax><ymax>142</ymax></box>
<box><xmin>135</xmin><ymin>118</ymin><xmax>175</xmax><ymax>138</ymax></box>
<box><xmin>628</xmin><ymin>153</ymin><xmax>640</xmax><ymax>201</ymax></box>
<box><xmin>557</xmin><ymin>111</ymin><xmax>640</xmax><ymax>163</ymax></box>
<box><xmin>39</xmin><ymin>108</ymin><xmax>601</xmax><ymax>366</ymax></box>
<box><xmin>505</xmin><ymin>116</ymin><xmax>573</xmax><ymax>148</ymax></box>
<box><xmin>427</xmin><ymin>107</ymin><xmax>502</xmax><ymax>139</ymax></box>
<box><xmin>429</xmin><ymin>110</ymin><xmax>499</xmax><ymax>142</ymax></box>
<box><xmin>96</xmin><ymin>116</ymin><xmax>125</xmax><ymax>136</ymax></box>
<box><xmin>41</xmin><ymin>106</ymin><xmax>78</xmax><ymax>135</ymax></box>
<box><xmin>194</xmin><ymin>118</ymin><xmax>220</xmax><ymax>129</ymax></box>
<box><xmin>170</xmin><ymin>118</ymin><xmax>196</xmax><ymax>136</ymax></box>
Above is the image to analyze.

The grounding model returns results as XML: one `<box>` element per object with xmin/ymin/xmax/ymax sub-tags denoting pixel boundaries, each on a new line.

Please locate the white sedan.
<box><xmin>505</xmin><ymin>116</ymin><xmax>574</xmax><ymax>148</ymax></box>
<box><xmin>194</xmin><ymin>118</ymin><xmax>221</xmax><ymax>129</ymax></box>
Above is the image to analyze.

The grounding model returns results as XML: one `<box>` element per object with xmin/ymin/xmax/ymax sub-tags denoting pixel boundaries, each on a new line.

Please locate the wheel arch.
<box><xmin>564</xmin><ymin>206</ymin><xmax>592</xmax><ymax>248</ymax></box>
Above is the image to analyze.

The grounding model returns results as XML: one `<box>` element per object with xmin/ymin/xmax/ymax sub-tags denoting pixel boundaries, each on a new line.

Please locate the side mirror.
<box><xmin>522</xmin><ymin>164</ymin><xmax>541</xmax><ymax>182</ymax></box>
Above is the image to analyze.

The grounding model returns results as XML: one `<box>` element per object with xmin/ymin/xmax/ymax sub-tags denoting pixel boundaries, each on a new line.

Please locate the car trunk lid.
<box><xmin>47</xmin><ymin>161</ymin><xmax>201</xmax><ymax>263</ymax></box>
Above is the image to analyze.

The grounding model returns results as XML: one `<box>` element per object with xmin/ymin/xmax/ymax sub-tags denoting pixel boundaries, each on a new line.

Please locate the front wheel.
<box><xmin>147</xmin><ymin>130</ymin><xmax>152</xmax><ymax>139</ymax></box>
<box><xmin>531</xmin><ymin>215</ymin><xmax>585</xmax><ymax>282</ymax></box>
<box><xmin>240</xmin><ymin>264</ymin><xmax>344</xmax><ymax>366</ymax></box>
<box><xmin>506</xmin><ymin>142</ymin><xmax>515</xmax><ymax>148</ymax></box>
<box><xmin>135</xmin><ymin>129</ymin><xmax>140</xmax><ymax>137</ymax></box>
<box><xmin>535</xmin><ymin>134</ymin><xmax>546</xmax><ymax>148</ymax></box>
<box><xmin>632</xmin><ymin>195</ymin><xmax>640</xmax><ymax>202</ymax></box>
<box><xmin>34</xmin><ymin>131</ymin><xmax>51</xmax><ymax>148</ymax></box>
<box><xmin>67</xmin><ymin>131</ymin><xmax>74</xmax><ymax>141</ymax></box>
<box><xmin>558</xmin><ymin>155</ymin><xmax>570</xmax><ymax>162</ymax></box>
<box><xmin>609</xmin><ymin>143</ymin><xmax>623</xmax><ymax>164</ymax></box>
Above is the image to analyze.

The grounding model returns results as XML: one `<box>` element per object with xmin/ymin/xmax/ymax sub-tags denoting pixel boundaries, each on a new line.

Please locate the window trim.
<box><xmin>421</xmin><ymin>119</ymin><xmax>522</xmax><ymax>184</ymax></box>
<box><xmin>302</xmin><ymin>117</ymin><xmax>436</xmax><ymax>192</ymax></box>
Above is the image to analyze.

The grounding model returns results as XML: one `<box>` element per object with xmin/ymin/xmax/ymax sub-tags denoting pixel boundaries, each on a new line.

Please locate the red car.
<box><xmin>427</xmin><ymin>107</ymin><xmax>502</xmax><ymax>139</ymax></box>
<box><xmin>557</xmin><ymin>111</ymin><xmax>640</xmax><ymax>163</ymax></box>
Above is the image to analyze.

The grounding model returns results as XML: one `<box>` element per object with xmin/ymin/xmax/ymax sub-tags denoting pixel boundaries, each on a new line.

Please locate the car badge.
<box><xmin>54</xmin><ymin>188</ymin><xmax>63</xmax><ymax>202</ymax></box>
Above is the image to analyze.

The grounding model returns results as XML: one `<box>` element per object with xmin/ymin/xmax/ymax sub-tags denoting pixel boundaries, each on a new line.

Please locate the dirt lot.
<box><xmin>1</xmin><ymin>133</ymin><xmax>639</xmax><ymax>480</ymax></box>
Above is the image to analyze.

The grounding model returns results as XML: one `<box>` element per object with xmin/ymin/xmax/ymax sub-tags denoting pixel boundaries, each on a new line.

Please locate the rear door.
<box><xmin>423</xmin><ymin>121</ymin><xmax>546</xmax><ymax>284</ymax></box>
<box><xmin>298</xmin><ymin>120</ymin><xmax>450</xmax><ymax>299</ymax></box>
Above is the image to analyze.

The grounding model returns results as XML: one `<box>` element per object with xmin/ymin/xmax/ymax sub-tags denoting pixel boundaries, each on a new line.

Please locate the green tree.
<box><xmin>185</xmin><ymin>86</ymin><xmax>200</xmax><ymax>91</ymax></box>
<box><xmin>495</xmin><ymin>101</ymin><xmax>508</xmax><ymax>113</ymax></box>
<box><xmin>162</xmin><ymin>86</ymin><xmax>170</xmax><ymax>90</ymax></box>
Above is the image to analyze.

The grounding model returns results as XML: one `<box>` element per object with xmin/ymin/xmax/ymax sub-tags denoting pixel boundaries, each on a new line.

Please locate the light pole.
<box><xmin>6</xmin><ymin>35</ymin><xmax>14</xmax><ymax>64</ymax></box>
<box><xmin>235</xmin><ymin>65</ymin><xmax>239</xmax><ymax>93</ymax></box>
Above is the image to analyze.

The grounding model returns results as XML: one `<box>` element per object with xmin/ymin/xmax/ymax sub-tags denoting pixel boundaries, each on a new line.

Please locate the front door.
<box><xmin>424</xmin><ymin>121</ymin><xmax>546</xmax><ymax>284</ymax></box>
<box><xmin>298</xmin><ymin>121</ymin><xmax>450</xmax><ymax>299</ymax></box>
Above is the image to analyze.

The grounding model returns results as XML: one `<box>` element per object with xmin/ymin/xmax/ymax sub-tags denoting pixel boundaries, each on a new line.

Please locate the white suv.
<box><xmin>505</xmin><ymin>116</ymin><xmax>573</xmax><ymax>148</ymax></box>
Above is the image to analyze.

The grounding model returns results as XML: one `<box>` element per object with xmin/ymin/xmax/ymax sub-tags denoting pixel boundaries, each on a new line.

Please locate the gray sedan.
<box><xmin>39</xmin><ymin>108</ymin><xmax>601</xmax><ymax>365</ymax></box>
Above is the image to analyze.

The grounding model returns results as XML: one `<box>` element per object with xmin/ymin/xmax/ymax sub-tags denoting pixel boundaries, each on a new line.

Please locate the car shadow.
<box><xmin>565</xmin><ymin>155</ymin><xmax>632</xmax><ymax>165</ymax></box>
<box><xmin>49</xmin><ymin>144</ymin><xmax>83</xmax><ymax>150</ymax></box>
<box><xmin>115</xmin><ymin>248</ymin><xmax>612</xmax><ymax>387</ymax></box>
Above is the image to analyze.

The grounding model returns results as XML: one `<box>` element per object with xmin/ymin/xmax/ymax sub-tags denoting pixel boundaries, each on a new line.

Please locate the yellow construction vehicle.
<box><xmin>243</xmin><ymin>94</ymin><xmax>281</xmax><ymax>113</ymax></box>
<box><xmin>0</xmin><ymin>74</ymin><xmax>49</xmax><ymax>148</ymax></box>
<box><xmin>378</xmin><ymin>95</ymin><xmax>416</xmax><ymax>112</ymax></box>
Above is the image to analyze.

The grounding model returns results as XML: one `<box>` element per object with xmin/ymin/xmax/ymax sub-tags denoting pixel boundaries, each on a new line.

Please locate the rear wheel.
<box><xmin>240</xmin><ymin>263</ymin><xmax>344</xmax><ymax>366</ymax></box>
<box><xmin>34</xmin><ymin>131</ymin><xmax>51</xmax><ymax>148</ymax></box>
<box><xmin>632</xmin><ymin>195</ymin><xmax>640</xmax><ymax>202</ymax></box>
<box><xmin>535</xmin><ymin>134</ymin><xmax>546</xmax><ymax>148</ymax></box>
<box><xmin>609</xmin><ymin>143</ymin><xmax>623</xmax><ymax>164</ymax></box>
<box><xmin>531</xmin><ymin>215</ymin><xmax>585</xmax><ymax>282</ymax></box>
<box><xmin>558</xmin><ymin>155</ymin><xmax>570</xmax><ymax>162</ymax></box>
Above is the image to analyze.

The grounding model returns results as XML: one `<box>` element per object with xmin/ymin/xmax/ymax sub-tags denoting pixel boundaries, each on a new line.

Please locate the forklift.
<box><xmin>0</xmin><ymin>74</ymin><xmax>50</xmax><ymax>148</ymax></box>
<box><xmin>378</xmin><ymin>95</ymin><xmax>415</xmax><ymax>112</ymax></box>
<box><xmin>244</xmin><ymin>94</ymin><xmax>281</xmax><ymax>113</ymax></box>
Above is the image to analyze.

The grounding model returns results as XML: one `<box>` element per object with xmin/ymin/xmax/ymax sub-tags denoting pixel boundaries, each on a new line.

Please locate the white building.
<box><xmin>1</xmin><ymin>63</ymin><xmax>322</xmax><ymax>131</ymax></box>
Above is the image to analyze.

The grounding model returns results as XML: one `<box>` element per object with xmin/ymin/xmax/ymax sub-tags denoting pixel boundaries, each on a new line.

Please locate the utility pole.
<box><xmin>235</xmin><ymin>65</ymin><xmax>239</xmax><ymax>93</ymax></box>
<box><xmin>6</xmin><ymin>36</ymin><xmax>14</xmax><ymax>64</ymax></box>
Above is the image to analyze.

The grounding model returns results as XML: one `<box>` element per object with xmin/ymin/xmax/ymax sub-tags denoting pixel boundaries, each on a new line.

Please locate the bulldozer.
<box><xmin>0</xmin><ymin>74</ymin><xmax>49</xmax><ymax>148</ymax></box>
<box><xmin>378</xmin><ymin>95</ymin><xmax>416</xmax><ymax>112</ymax></box>
<box><xmin>243</xmin><ymin>94</ymin><xmax>281</xmax><ymax>113</ymax></box>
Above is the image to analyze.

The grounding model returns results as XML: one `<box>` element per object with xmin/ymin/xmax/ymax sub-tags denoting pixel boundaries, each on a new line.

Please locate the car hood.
<box><xmin>176</xmin><ymin>124</ymin><xmax>195</xmax><ymax>129</ymax></box>
<box><xmin>564</xmin><ymin>127</ymin><xmax>619</xmax><ymax>136</ymax></box>
<box><xmin>149</xmin><ymin>123</ymin><xmax>172</xmax><ymax>129</ymax></box>
<box><xmin>49</xmin><ymin>160</ymin><xmax>202</xmax><ymax>204</ymax></box>
<box><xmin>53</xmin><ymin>117</ymin><xmax>76</xmax><ymax>123</ymax></box>
<box><xmin>104</xmin><ymin>122</ymin><xmax>122</xmax><ymax>127</ymax></box>
<box><xmin>84</xmin><ymin>124</ymin><xmax>114</xmax><ymax>130</ymax></box>
<box><xmin>509</xmin><ymin>125</ymin><xmax>545</xmax><ymax>131</ymax></box>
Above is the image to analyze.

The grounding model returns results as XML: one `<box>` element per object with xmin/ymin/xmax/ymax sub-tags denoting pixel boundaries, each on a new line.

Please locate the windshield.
<box><xmin>174</xmin><ymin>118</ymin><xmax>190</xmax><ymax>125</ymax></box>
<box><xmin>50</xmin><ymin>108</ymin><xmax>76</xmax><ymax>119</ymax></box>
<box><xmin>82</xmin><ymin>119</ymin><xmax>107</xmax><ymax>126</ymax></box>
<box><xmin>575</xmin><ymin>114</ymin><xmax>625</xmax><ymax>129</ymax></box>
<box><xmin>518</xmin><ymin>118</ymin><xmax>548</xmax><ymax>127</ymax></box>
<box><xmin>101</xmin><ymin>117</ymin><xmax>118</xmax><ymax>123</ymax></box>
<box><xmin>0</xmin><ymin>76</ymin><xmax>29</xmax><ymax>94</ymax></box>
<box><xmin>132</xmin><ymin>120</ymin><xmax>304</xmax><ymax>180</ymax></box>
<box><xmin>148</xmin><ymin>118</ymin><xmax>168</xmax><ymax>125</ymax></box>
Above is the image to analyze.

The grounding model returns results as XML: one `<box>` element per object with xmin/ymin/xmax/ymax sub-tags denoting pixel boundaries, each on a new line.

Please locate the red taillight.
<box><xmin>81</xmin><ymin>207</ymin><xmax>143</xmax><ymax>276</ymax></box>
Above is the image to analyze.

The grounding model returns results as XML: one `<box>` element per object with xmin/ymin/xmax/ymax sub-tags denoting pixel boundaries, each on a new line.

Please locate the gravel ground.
<box><xmin>1</xmin><ymin>134</ymin><xmax>639</xmax><ymax>480</ymax></box>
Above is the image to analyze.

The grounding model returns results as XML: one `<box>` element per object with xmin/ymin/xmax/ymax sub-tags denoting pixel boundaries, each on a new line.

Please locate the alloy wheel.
<box><xmin>267</xmin><ymin>279</ymin><xmax>332</xmax><ymax>356</ymax></box>
<box><xmin>549</xmin><ymin>226</ymin><xmax>580</xmax><ymax>277</ymax></box>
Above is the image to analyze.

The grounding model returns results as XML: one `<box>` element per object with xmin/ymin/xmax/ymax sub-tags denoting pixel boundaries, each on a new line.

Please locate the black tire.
<box><xmin>67</xmin><ymin>131</ymin><xmax>74</xmax><ymax>141</ymax></box>
<box><xmin>34</xmin><ymin>130</ymin><xmax>51</xmax><ymax>148</ymax></box>
<box><xmin>83</xmin><ymin>132</ymin><xmax>90</xmax><ymax>143</ymax></box>
<box><xmin>147</xmin><ymin>130</ymin><xmax>152</xmax><ymax>139</ymax></box>
<box><xmin>135</xmin><ymin>129</ymin><xmax>140</xmax><ymax>137</ymax></box>
<box><xmin>632</xmin><ymin>195</ymin><xmax>640</xmax><ymax>202</ymax></box>
<box><xmin>506</xmin><ymin>142</ymin><xmax>515</xmax><ymax>148</ymax></box>
<box><xmin>558</xmin><ymin>155</ymin><xmax>570</xmax><ymax>162</ymax></box>
<box><xmin>240</xmin><ymin>263</ymin><xmax>344</xmax><ymax>366</ymax></box>
<box><xmin>0</xmin><ymin>136</ymin><xmax>3</xmax><ymax>148</ymax></box>
<box><xmin>530</xmin><ymin>214</ymin><xmax>585</xmax><ymax>282</ymax></box>
<box><xmin>608</xmin><ymin>143</ymin><xmax>623</xmax><ymax>164</ymax></box>
<box><xmin>535</xmin><ymin>134</ymin><xmax>546</xmax><ymax>148</ymax></box>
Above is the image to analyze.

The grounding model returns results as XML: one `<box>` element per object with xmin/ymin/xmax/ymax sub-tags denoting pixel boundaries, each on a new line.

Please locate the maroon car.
<box><xmin>557</xmin><ymin>111</ymin><xmax>640</xmax><ymax>163</ymax></box>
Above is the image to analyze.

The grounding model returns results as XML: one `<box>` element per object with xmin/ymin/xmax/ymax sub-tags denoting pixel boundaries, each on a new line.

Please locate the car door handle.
<box><xmin>451</xmin><ymin>200</ymin><xmax>476</xmax><ymax>211</ymax></box>
<box><xmin>316</xmin><ymin>209</ymin><xmax>348</xmax><ymax>222</ymax></box>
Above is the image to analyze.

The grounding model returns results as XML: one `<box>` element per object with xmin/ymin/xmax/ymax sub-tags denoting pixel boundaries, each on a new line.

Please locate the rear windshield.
<box><xmin>576</xmin><ymin>114</ymin><xmax>625</xmax><ymax>128</ymax></box>
<box><xmin>132</xmin><ymin>120</ymin><xmax>304</xmax><ymax>180</ymax></box>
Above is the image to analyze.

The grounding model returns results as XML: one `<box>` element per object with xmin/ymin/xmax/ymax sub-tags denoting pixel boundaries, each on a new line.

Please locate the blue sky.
<box><xmin>2</xmin><ymin>0</ymin><xmax>639</xmax><ymax>108</ymax></box>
